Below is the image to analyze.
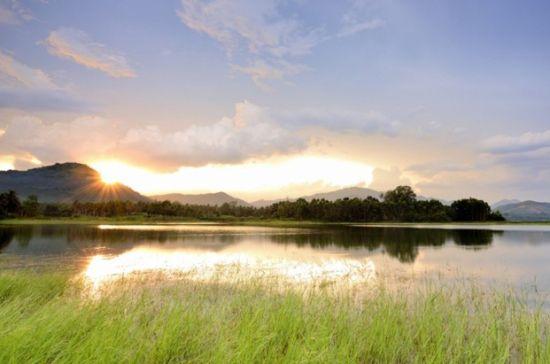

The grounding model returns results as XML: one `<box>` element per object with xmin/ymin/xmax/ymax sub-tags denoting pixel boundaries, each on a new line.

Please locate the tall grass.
<box><xmin>0</xmin><ymin>271</ymin><xmax>548</xmax><ymax>363</ymax></box>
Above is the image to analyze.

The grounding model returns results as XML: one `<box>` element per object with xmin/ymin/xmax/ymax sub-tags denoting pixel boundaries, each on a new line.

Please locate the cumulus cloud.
<box><xmin>177</xmin><ymin>0</ymin><xmax>383</xmax><ymax>87</ymax></box>
<box><xmin>0</xmin><ymin>49</ymin><xmax>86</xmax><ymax>111</ymax></box>
<box><xmin>0</xmin><ymin>115</ymin><xmax>119</xmax><ymax>166</ymax></box>
<box><xmin>0</xmin><ymin>100</ymin><xmax>402</xmax><ymax>171</ymax></box>
<box><xmin>118</xmin><ymin>101</ymin><xmax>305</xmax><ymax>168</ymax></box>
<box><xmin>0</xmin><ymin>101</ymin><xmax>307</xmax><ymax>170</ymax></box>
<box><xmin>43</xmin><ymin>28</ymin><xmax>136</xmax><ymax>78</ymax></box>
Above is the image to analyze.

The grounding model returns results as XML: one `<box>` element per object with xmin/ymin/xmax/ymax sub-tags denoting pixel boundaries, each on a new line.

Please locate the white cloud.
<box><xmin>177</xmin><ymin>0</ymin><xmax>383</xmax><ymax>87</ymax></box>
<box><xmin>0</xmin><ymin>49</ymin><xmax>58</xmax><ymax>90</ymax></box>
<box><xmin>43</xmin><ymin>28</ymin><xmax>136</xmax><ymax>78</ymax></box>
<box><xmin>0</xmin><ymin>100</ymin><xmax>401</xmax><ymax>171</ymax></box>
<box><xmin>231</xmin><ymin>59</ymin><xmax>308</xmax><ymax>89</ymax></box>
<box><xmin>338</xmin><ymin>18</ymin><xmax>385</xmax><ymax>38</ymax></box>
<box><xmin>0</xmin><ymin>0</ymin><xmax>32</xmax><ymax>25</ymax></box>
<box><xmin>0</xmin><ymin>101</ymin><xmax>306</xmax><ymax>170</ymax></box>
<box><xmin>118</xmin><ymin>101</ymin><xmax>305</xmax><ymax>167</ymax></box>
<box><xmin>482</xmin><ymin>130</ymin><xmax>550</xmax><ymax>154</ymax></box>
<box><xmin>0</xmin><ymin>49</ymin><xmax>85</xmax><ymax>111</ymax></box>
<box><xmin>0</xmin><ymin>115</ymin><xmax>118</xmax><ymax>166</ymax></box>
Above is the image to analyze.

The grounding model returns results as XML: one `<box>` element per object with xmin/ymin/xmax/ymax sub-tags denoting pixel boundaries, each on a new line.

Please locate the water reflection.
<box><xmin>1</xmin><ymin>224</ymin><xmax>550</xmax><ymax>291</ymax></box>
<box><xmin>0</xmin><ymin>224</ymin><xmax>530</xmax><ymax>263</ymax></box>
<box><xmin>0</xmin><ymin>225</ymin><xmax>504</xmax><ymax>263</ymax></box>
<box><xmin>85</xmin><ymin>247</ymin><xmax>377</xmax><ymax>289</ymax></box>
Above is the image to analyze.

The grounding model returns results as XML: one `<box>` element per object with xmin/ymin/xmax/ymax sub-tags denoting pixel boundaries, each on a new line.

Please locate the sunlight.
<box><xmin>0</xmin><ymin>155</ymin><xmax>14</xmax><ymax>171</ymax></box>
<box><xmin>90</xmin><ymin>155</ymin><xmax>374</xmax><ymax>196</ymax></box>
<box><xmin>84</xmin><ymin>247</ymin><xmax>377</xmax><ymax>290</ymax></box>
<box><xmin>92</xmin><ymin>160</ymin><xmax>151</xmax><ymax>185</ymax></box>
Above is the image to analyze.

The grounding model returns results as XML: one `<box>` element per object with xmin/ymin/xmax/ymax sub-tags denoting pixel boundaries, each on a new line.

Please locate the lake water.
<box><xmin>1</xmin><ymin>223</ymin><xmax>550</xmax><ymax>298</ymax></box>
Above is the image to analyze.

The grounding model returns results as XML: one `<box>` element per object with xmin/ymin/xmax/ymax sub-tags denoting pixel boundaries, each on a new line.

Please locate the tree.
<box><xmin>0</xmin><ymin>191</ymin><xmax>22</xmax><ymax>218</ymax></box>
<box><xmin>22</xmin><ymin>195</ymin><xmax>40</xmax><ymax>217</ymax></box>
<box><xmin>450</xmin><ymin>198</ymin><xmax>491</xmax><ymax>221</ymax></box>
<box><xmin>383</xmin><ymin>186</ymin><xmax>417</xmax><ymax>221</ymax></box>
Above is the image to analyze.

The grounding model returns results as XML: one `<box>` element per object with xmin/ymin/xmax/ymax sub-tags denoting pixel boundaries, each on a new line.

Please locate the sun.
<box><xmin>92</xmin><ymin>160</ymin><xmax>129</xmax><ymax>185</ymax></box>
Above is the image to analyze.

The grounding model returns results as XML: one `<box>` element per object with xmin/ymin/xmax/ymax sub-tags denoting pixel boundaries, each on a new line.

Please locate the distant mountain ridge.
<box><xmin>495</xmin><ymin>200</ymin><xmax>550</xmax><ymax>221</ymax></box>
<box><xmin>0</xmin><ymin>163</ymin><xmax>148</xmax><ymax>203</ymax></box>
<box><xmin>150</xmin><ymin>192</ymin><xmax>250</xmax><ymax>206</ymax></box>
<box><xmin>250</xmin><ymin>187</ymin><xmax>447</xmax><ymax>208</ymax></box>
<box><xmin>492</xmin><ymin>199</ymin><xmax>521</xmax><ymax>209</ymax></box>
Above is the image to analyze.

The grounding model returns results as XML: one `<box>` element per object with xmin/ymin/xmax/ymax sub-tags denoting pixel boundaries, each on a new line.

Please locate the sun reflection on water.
<box><xmin>84</xmin><ymin>247</ymin><xmax>377</xmax><ymax>291</ymax></box>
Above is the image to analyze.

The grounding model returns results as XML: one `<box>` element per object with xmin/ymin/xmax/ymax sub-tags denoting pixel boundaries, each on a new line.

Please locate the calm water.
<box><xmin>1</xmin><ymin>223</ymin><xmax>550</xmax><ymax>295</ymax></box>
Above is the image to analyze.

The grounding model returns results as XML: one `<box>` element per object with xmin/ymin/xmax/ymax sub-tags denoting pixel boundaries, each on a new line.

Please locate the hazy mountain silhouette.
<box><xmin>492</xmin><ymin>199</ymin><xmax>521</xmax><ymax>209</ymax></box>
<box><xmin>495</xmin><ymin>200</ymin><xmax>550</xmax><ymax>221</ymax></box>
<box><xmin>0</xmin><ymin>163</ymin><xmax>148</xmax><ymax>203</ymax></box>
<box><xmin>249</xmin><ymin>186</ymin><xmax>449</xmax><ymax>207</ymax></box>
<box><xmin>150</xmin><ymin>192</ymin><xmax>250</xmax><ymax>206</ymax></box>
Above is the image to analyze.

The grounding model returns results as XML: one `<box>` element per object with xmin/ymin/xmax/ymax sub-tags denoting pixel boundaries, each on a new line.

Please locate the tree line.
<box><xmin>0</xmin><ymin>186</ymin><xmax>505</xmax><ymax>222</ymax></box>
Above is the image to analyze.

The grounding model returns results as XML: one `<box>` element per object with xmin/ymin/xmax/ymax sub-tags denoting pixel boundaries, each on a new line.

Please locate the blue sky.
<box><xmin>1</xmin><ymin>0</ymin><xmax>550</xmax><ymax>201</ymax></box>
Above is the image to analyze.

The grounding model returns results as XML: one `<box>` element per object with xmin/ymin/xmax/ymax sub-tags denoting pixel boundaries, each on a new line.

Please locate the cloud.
<box><xmin>0</xmin><ymin>49</ymin><xmax>58</xmax><ymax>90</ymax></box>
<box><xmin>369</xmin><ymin>166</ymin><xmax>411</xmax><ymax>192</ymax></box>
<box><xmin>0</xmin><ymin>101</ymin><xmax>306</xmax><ymax>170</ymax></box>
<box><xmin>119</xmin><ymin>101</ymin><xmax>305</xmax><ymax>168</ymax></box>
<box><xmin>231</xmin><ymin>60</ymin><xmax>308</xmax><ymax>89</ymax></box>
<box><xmin>0</xmin><ymin>100</ymin><xmax>401</xmax><ymax>171</ymax></box>
<box><xmin>482</xmin><ymin>130</ymin><xmax>550</xmax><ymax>154</ymax></box>
<box><xmin>276</xmin><ymin>108</ymin><xmax>400</xmax><ymax>136</ymax></box>
<box><xmin>0</xmin><ymin>0</ymin><xmax>32</xmax><ymax>25</ymax></box>
<box><xmin>177</xmin><ymin>0</ymin><xmax>383</xmax><ymax>87</ymax></box>
<box><xmin>43</xmin><ymin>28</ymin><xmax>136</xmax><ymax>78</ymax></box>
<box><xmin>0</xmin><ymin>49</ymin><xmax>87</xmax><ymax>111</ymax></box>
<box><xmin>406</xmin><ymin>161</ymin><xmax>474</xmax><ymax>179</ymax></box>
<box><xmin>338</xmin><ymin>18</ymin><xmax>384</xmax><ymax>38</ymax></box>
<box><xmin>0</xmin><ymin>115</ymin><xmax>118</xmax><ymax>166</ymax></box>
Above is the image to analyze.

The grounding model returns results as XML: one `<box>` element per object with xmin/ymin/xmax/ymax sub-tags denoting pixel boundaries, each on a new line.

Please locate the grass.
<box><xmin>2</xmin><ymin>216</ymin><xmax>550</xmax><ymax>226</ymax></box>
<box><xmin>0</xmin><ymin>271</ymin><xmax>549</xmax><ymax>363</ymax></box>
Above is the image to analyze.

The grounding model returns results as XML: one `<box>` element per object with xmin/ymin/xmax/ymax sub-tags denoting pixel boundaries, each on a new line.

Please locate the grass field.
<box><xmin>0</xmin><ymin>270</ymin><xmax>548</xmax><ymax>363</ymax></box>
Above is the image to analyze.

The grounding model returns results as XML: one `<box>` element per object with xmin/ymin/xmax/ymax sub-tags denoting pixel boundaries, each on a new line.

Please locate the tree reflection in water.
<box><xmin>0</xmin><ymin>224</ymin><xmax>502</xmax><ymax>264</ymax></box>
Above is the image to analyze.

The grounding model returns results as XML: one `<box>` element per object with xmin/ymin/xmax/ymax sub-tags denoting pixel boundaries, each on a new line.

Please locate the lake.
<box><xmin>1</xmin><ymin>223</ymin><xmax>550</xmax><ymax>298</ymax></box>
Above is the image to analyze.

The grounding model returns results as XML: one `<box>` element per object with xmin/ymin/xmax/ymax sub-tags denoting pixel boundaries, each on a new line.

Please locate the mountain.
<box><xmin>249</xmin><ymin>198</ymin><xmax>287</xmax><ymax>208</ymax></box>
<box><xmin>492</xmin><ymin>199</ymin><xmax>521</xmax><ymax>210</ymax></box>
<box><xmin>495</xmin><ymin>200</ymin><xmax>550</xmax><ymax>221</ymax></box>
<box><xmin>0</xmin><ymin>163</ymin><xmax>148</xmax><ymax>203</ymax></box>
<box><xmin>250</xmin><ymin>187</ymin><xmax>383</xmax><ymax>208</ymax></box>
<box><xmin>303</xmin><ymin>187</ymin><xmax>382</xmax><ymax>201</ymax></box>
<box><xmin>150</xmin><ymin>192</ymin><xmax>250</xmax><ymax>206</ymax></box>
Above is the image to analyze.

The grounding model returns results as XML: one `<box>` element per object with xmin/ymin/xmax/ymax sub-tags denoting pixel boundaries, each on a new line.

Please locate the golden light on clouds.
<box><xmin>92</xmin><ymin>156</ymin><xmax>374</xmax><ymax>197</ymax></box>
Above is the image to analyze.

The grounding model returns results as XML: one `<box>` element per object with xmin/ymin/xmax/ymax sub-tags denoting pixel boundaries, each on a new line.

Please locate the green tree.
<box><xmin>22</xmin><ymin>195</ymin><xmax>40</xmax><ymax>217</ymax></box>
<box><xmin>0</xmin><ymin>191</ymin><xmax>22</xmax><ymax>218</ymax></box>
<box><xmin>383</xmin><ymin>186</ymin><xmax>417</xmax><ymax>221</ymax></box>
<box><xmin>451</xmin><ymin>198</ymin><xmax>491</xmax><ymax>221</ymax></box>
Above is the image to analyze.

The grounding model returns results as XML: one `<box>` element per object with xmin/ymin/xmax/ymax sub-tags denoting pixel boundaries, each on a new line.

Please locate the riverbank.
<box><xmin>0</xmin><ymin>271</ymin><xmax>548</xmax><ymax>363</ymax></box>
<box><xmin>1</xmin><ymin>216</ymin><xmax>549</xmax><ymax>227</ymax></box>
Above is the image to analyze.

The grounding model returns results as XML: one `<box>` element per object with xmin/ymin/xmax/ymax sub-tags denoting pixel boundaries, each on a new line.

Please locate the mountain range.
<box><xmin>1</xmin><ymin>163</ymin><xmax>549</xmax><ymax>221</ymax></box>
<box><xmin>494</xmin><ymin>201</ymin><xmax>550</xmax><ymax>221</ymax></box>
<box><xmin>0</xmin><ymin>163</ymin><xmax>147</xmax><ymax>203</ymax></box>
<box><xmin>150</xmin><ymin>192</ymin><xmax>249</xmax><ymax>206</ymax></box>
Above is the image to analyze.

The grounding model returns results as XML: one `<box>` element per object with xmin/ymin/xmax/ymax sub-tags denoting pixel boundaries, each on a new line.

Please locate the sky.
<box><xmin>1</xmin><ymin>0</ymin><xmax>550</xmax><ymax>202</ymax></box>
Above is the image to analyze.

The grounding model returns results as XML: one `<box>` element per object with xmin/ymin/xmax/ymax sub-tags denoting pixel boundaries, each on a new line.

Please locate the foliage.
<box><xmin>0</xmin><ymin>187</ymin><xmax>505</xmax><ymax>222</ymax></box>
<box><xmin>0</xmin><ymin>271</ymin><xmax>548</xmax><ymax>363</ymax></box>
<box><xmin>0</xmin><ymin>191</ymin><xmax>21</xmax><ymax>218</ymax></box>
<box><xmin>450</xmin><ymin>198</ymin><xmax>492</xmax><ymax>221</ymax></box>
